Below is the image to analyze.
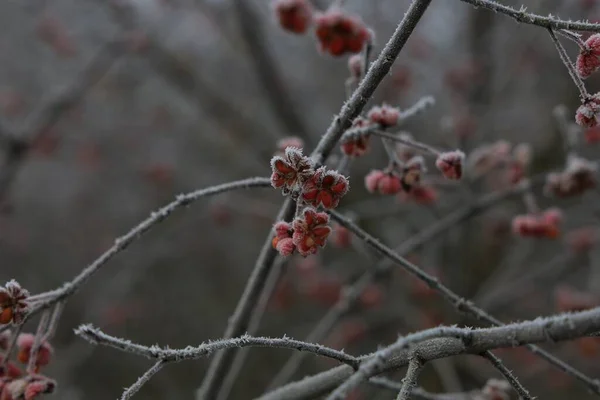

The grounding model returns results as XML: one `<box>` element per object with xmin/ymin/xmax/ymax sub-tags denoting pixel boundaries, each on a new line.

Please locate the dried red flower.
<box><xmin>397</xmin><ymin>184</ymin><xmax>438</xmax><ymax>205</ymax></box>
<box><xmin>292</xmin><ymin>208</ymin><xmax>331</xmax><ymax>256</ymax></box>
<box><xmin>272</xmin><ymin>0</ymin><xmax>313</xmax><ymax>34</ymax></box>
<box><xmin>367</xmin><ymin>104</ymin><xmax>400</xmax><ymax>128</ymax></box>
<box><xmin>270</xmin><ymin>147</ymin><xmax>314</xmax><ymax>195</ymax></box>
<box><xmin>585</xmin><ymin>126</ymin><xmax>600</xmax><ymax>144</ymax></box>
<box><xmin>512</xmin><ymin>208</ymin><xmax>562</xmax><ymax>239</ymax></box>
<box><xmin>544</xmin><ymin>156</ymin><xmax>597</xmax><ymax>198</ymax></box>
<box><xmin>576</xmin><ymin>94</ymin><xmax>600</xmax><ymax>127</ymax></box>
<box><xmin>364</xmin><ymin>170</ymin><xmax>402</xmax><ymax>195</ymax></box>
<box><xmin>400</xmin><ymin>156</ymin><xmax>425</xmax><ymax>191</ymax></box>
<box><xmin>341</xmin><ymin>117</ymin><xmax>372</xmax><ymax>157</ymax></box>
<box><xmin>272</xmin><ymin>221</ymin><xmax>296</xmax><ymax>256</ymax></box>
<box><xmin>0</xmin><ymin>281</ymin><xmax>29</xmax><ymax>325</ymax></box>
<box><xmin>16</xmin><ymin>334</ymin><xmax>53</xmax><ymax>370</ymax></box>
<box><xmin>435</xmin><ymin>150</ymin><xmax>465</xmax><ymax>180</ymax></box>
<box><xmin>577</xmin><ymin>34</ymin><xmax>600</xmax><ymax>78</ymax></box>
<box><xmin>301</xmin><ymin>167</ymin><xmax>349</xmax><ymax>209</ymax></box>
<box><xmin>314</xmin><ymin>9</ymin><xmax>372</xmax><ymax>56</ymax></box>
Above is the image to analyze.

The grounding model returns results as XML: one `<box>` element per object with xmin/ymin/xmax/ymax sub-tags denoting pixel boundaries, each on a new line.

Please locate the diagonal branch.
<box><xmin>197</xmin><ymin>0</ymin><xmax>434</xmax><ymax>398</ymax></box>
<box><xmin>458</xmin><ymin>0</ymin><xmax>600</xmax><ymax>32</ymax></box>
<box><xmin>327</xmin><ymin>209</ymin><xmax>600</xmax><ymax>395</ymax></box>
<box><xmin>480</xmin><ymin>351</ymin><xmax>533</xmax><ymax>400</ymax></box>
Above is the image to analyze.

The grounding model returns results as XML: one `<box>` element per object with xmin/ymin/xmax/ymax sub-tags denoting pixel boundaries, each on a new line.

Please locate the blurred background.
<box><xmin>0</xmin><ymin>0</ymin><xmax>600</xmax><ymax>398</ymax></box>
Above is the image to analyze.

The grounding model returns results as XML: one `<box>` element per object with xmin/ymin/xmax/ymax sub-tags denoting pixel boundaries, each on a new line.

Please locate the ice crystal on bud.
<box><xmin>364</xmin><ymin>170</ymin><xmax>402</xmax><ymax>195</ymax></box>
<box><xmin>272</xmin><ymin>0</ymin><xmax>313</xmax><ymax>34</ymax></box>
<box><xmin>0</xmin><ymin>280</ymin><xmax>30</xmax><ymax>325</ymax></box>
<box><xmin>270</xmin><ymin>147</ymin><xmax>314</xmax><ymax>195</ymax></box>
<box><xmin>367</xmin><ymin>104</ymin><xmax>400</xmax><ymax>128</ymax></box>
<box><xmin>314</xmin><ymin>9</ymin><xmax>372</xmax><ymax>56</ymax></box>
<box><xmin>292</xmin><ymin>208</ymin><xmax>331</xmax><ymax>256</ymax></box>
<box><xmin>435</xmin><ymin>150</ymin><xmax>465</xmax><ymax>180</ymax></box>
<box><xmin>577</xmin><ymin>34</ymin><xmax>600</xmax><ymax>79</ymax></box>
<box><xmin>301</xmin><ymin>167</ymin><xmax>349</xmax><ymax>209</ymax></box>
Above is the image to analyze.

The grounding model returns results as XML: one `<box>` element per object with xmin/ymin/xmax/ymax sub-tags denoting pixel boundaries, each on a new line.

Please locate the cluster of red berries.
<box><xmin>512</xmin><ymin>208</ymin><xmax>562</xmax><ymax>239</ymax></box>
<box><xmin>270</xmin><ymin>147</ymin><xmax>349</xmax><ymax>256</ymax></box>
<box><xmin>0</xmin><ymin>281</ymin><xmax>29</xmax><ymax>326</ymax></box>
<box><xmin>273</xmin><ymin>0</ymin><xmax>372</xmax><ymax>57</ymax></box>
<box><xmin>0</xmin><ymin>333</ymin><xmax>55</xmax><ymax>399</ymax></box>
<box><xmin>544</xmin><ymin>156</ymin><xmax>597</xmax><ymax>198</ymax></box>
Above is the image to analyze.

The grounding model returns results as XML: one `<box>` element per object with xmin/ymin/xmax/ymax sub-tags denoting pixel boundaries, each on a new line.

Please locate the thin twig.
<box><xmin>458</xmin><ymin>0</ymin><xmax>600</xmax><ymax>32</ymax></box>
<box><xmin>548</xmin><ymin>28</ymin><xmax>589</xmax><ymax>100</ymax></box>
<box><xmin>372</xmin><ymin>129</ymin><xmax>441</xmax><ymax>156</ymax></box>
<box><xmin>27</xmin><ymin>311</ymin><xmax>51</xmax><ymax>374</ymax></box>
<box><xmin>75</xmin><ymin>325</ymin><xmax>359</xmax><ymax>368</ymax></box>
<box><xmin>481</xmin><ymin>351</ymin><xmax>533</xmax><ymax>400</ymax></box>
<box><xmin>121</xmin><ymin>360</ymin><xmax>166</xmax><ymax>400</ymax></box>
<box><xmin>397</xmin><ymin>357</ymin><xmax>425</xmax><ymax>400</ymax></box>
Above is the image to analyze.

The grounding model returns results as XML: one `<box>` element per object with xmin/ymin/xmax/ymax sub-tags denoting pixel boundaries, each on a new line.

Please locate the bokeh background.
<box><xmin>0</xmin><ymin>0</ymin><xmax>599</xmax><ymax>398</ymax></box>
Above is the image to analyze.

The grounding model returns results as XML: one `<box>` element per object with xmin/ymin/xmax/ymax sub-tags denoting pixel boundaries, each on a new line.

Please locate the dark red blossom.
<box><xmin>341</xmin><ymin>117</ymin><xmax>372</xmax><ymax>157</ymax></box>
<box><xmin>367</xmin><ymin>104</ymin><xmax>400</xmax><ymax>128</ymax></box>
<box><xmin>270</xmin><ymin>147</ymin><xmax>314</xmax><ymax>195</ymax></box>
<box><xmin>0</xmin><ymin>374</ymin><xmax>55</xmax><ymax>400</ymax></box>
<box><xmin>272</xmin><ymin>0</ymin><xmax>313</xmax><ymax>34</ymax></box>
<box><xmin>0</xmin><ymin>281</ymin><xmax>30</xmax><ymax>325</ymax></box>
<box><xmin>576</xmin><ymin>34</ymin><xmax>600</xmax><ymax>78</ymax></box>
<box><xmin>544</xmin><ymin>156</ymin><xmax>597</xmax><ymax>198</ymax></box>
<box><xmin>397</xmin><ymin>184</ymin><xmax>438</xmax><ymax>205</ymax></box>
<box><xmin>575</xmin><ymin>94</ymin><xmax>600</xmax><ymax>127</ymax></box>
<box><xmin>364</xmin><ymin>170</ymin><xmax>402</xmax><ymax>195</ymax></box>
<box><xmin>435</xmin><ymin>150</ymin><xmax>465</xmax><ymax>180</ymax></box>
<box><xmin>585</xmin><ymin>126</ymin><xmax>600</xmax><ymax>144</ymax></box>
<box><xmin>301</xmin><ymin>167</ymin><xmax>349</xmax><ymax>209</ymax></box>
<box><xmin>292</xmin><ymin>208</ymin><xmax>331</xmax><ymax>256</ymax></box>
<box><xmin>272</xmin><ymin>221</ymin><xmax>296</xmax><ymax>256</ymax></box>
<box><xmin>512</xmin><ymin>208</ymin><xmax>562</xmax><ymax>239</ymax></box>
<box><xmin>400</xmin><ymin>156</ymin><xmax>425</xmax><ymax>191</ymax></box>
<box><xmin>314</xmin><ymin>9</ymin><xmax>371</xmax><ymax>56</ymax></box>
<box><xmin>16</xmin><ymin>334</ymin><xmax>53</xmax><ymax>370</ymax></box>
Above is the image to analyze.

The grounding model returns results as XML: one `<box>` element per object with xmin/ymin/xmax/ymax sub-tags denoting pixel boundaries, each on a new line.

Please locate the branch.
<box><xmin>75</xmin><ymin>325</ymin><xmax>359</xmax><ymax>368</ymax></box>
<box><xmin>257</xmin><ymin>307</ymin><xmax>600</xmax><ymax>400</ymax></box>
<box><xmin>25</xmin><ymin>177</ymin><xmax>271</xmax><ymax>313</ymax></box>
<box><xmin>121</xmin><ymin>360</ymin><xmax>166</xmax><ymax>400</ymax></box>
<box><xmin>458</xmin><ymin>0</ymin><xmax>600</xmax><ymax>32</ymax></box>
<box><xmin>198</xmin><ymin>0</ymin><xmax>434</xmax><ymax>397</ymax></box>
<box><xmin>547</xmin><ymin>28</ymin><xmax>589</xmax><ymax>100</ymax></box>
<box><xmin>480</xmin><ymin>351</ymin><xmax>533</xmax><ymax>400</ymax></box>
<box><xmin>396</xmin><ymin>357</ymin><xmax>425</xmax><ymax>400</ymax></box>
<box><xmin>325</xmin><ymin>210</ymin><xmax>600</xmax><ymax>395</ymax></box>
<box><xmin>267</xmin><ymin>182</ymin><xmax>529</xmax><ymax>389</ymax></box>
